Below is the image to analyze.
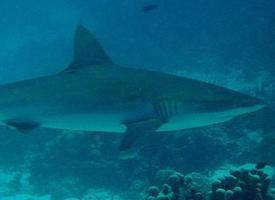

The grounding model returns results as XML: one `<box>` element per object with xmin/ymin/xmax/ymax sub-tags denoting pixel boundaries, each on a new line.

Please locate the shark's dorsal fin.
<box><xmin>64</xmin><ymin>24</ymin><xmax>113</xmax><ymax>72</ymax></box>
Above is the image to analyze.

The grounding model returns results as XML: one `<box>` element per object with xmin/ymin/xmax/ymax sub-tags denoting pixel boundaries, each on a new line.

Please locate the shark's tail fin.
<box><xmin>64</xmin><ymin>24</ymin><xmax>113</xmax><ymax>72</ymax></box>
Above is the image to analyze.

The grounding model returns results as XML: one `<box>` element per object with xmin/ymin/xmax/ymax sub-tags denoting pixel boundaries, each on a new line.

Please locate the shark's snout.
<box><xmin>192</xmin><ymin>93</ymin><xmax>265</xmax><ymax>118</ymax></box>
<box><xmin>218</xmin><ymin>94</ymin><xmax>265</xmax><ymax>119</ymax></box>
<box><xmin>232</xmin><ymin>94</ymin><xmax>265</xmax><ymax>110</ymax></box>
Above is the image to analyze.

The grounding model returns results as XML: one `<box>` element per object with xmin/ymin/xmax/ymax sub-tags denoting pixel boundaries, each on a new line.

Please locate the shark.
<box><xmin>0</xmin><ymin>25</ymin><xmax>264</xmax><ymax>154</ymax></box>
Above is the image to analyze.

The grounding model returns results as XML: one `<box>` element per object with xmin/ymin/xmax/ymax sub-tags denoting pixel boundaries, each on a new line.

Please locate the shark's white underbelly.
<box><xmin>157</xmin><ymin>104</ymin><xmax>264</xmax><ymax>131</ymax></box>
<box><xmin>0</xmin><ymin>102</ymin><xmax>263</xmax><ymax>133</ymax></box>
<box><xmin>0</xmin><ymin>101</ymin><xmax>154</xmax><ymax>133</ymax></box>
<box><xmin>41</xmin><ymin>104</ymin><xmax>263</xmax><ymax>133</ymax></box>
<box><xmin>40</xmin><ymin>112</ymin><xmax>128</xmax><ymax>133</ymax></box>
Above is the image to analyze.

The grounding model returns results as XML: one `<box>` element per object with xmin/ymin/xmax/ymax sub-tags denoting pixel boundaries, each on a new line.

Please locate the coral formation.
<box><xmin>28</xmin><ymin>132</ymin><xmax>125</xmax><ymax>198</ymax></box>
<box><xmin>210</xmin><ymin>166</ymin><xmax>274</xmax><ymax>200</ymax></box>
<box><xmin>144</xmin><ymin>170</ymin><xmax>208</xmax><ymax>200</ymax></box>
<box><xmin>144</xmin><ymin>165</ymin><xmax>275</xmax><ymax>200</ymax></box>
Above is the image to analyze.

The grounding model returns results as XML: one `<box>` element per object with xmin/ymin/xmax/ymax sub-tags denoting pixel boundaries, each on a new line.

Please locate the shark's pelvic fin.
<box><xmin>64</xmin><ymin>24</ymin><xmax>113</xmax><ymax>72</ymax></box>
<box><xmin>5</xmin><ymin>119</ymin><xmax>40</xmax><ymax>133</ymax></box>
<box><xmin>119</xmin><ymin>118</ymin><xmax>163</xmax><ymax>156</ymax></box>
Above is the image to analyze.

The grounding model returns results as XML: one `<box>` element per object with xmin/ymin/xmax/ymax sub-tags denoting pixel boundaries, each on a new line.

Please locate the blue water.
<box><xmin>0</xmin><ymin>0</ymin><xmax>274</xmax><ymax>199</ymax></box>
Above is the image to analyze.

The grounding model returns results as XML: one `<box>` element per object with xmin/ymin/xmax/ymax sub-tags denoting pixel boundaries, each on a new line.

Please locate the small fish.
<box><xmin>141</xmin><ymin>4</ymin><xmax>158</xmax><ymax>12</ymax></box>
<box><xmin>255</xmin><ymin>162</ymin><xmax>269</xmax><ymax>169</ymax></box>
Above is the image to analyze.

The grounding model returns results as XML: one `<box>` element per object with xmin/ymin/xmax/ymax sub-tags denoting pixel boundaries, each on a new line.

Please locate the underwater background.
<box><xmin>0</xmin><ymin>0</ymin><xmax>274</xmax><ymax>199</ymax></box>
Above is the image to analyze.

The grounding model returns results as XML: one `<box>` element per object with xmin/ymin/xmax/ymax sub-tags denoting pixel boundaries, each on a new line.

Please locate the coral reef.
<box><xmin>210</xmin><ymin>165</ymin><xmax>275</xmax><ymax>200</ymax></box>
<box><xmin>144</xmin><ymin>170</ymin><xmax>209</xmax><ymax>200</ymax></box>
<box><xmin>144</xmin><ymin>165</ymin><xmax>275</xmax><ymax>200</ymax></box>
<box><xmin>27</xmin><ymin>132</ymin><xmax>126</xmax><ymax>198</ymax></box>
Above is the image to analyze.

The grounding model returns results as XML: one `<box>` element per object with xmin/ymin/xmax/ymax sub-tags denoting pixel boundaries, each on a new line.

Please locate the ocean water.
<box><xmin>0</xmin><ymin>0</ymin><xmax>274</xmax><ymax>199</ymax></box>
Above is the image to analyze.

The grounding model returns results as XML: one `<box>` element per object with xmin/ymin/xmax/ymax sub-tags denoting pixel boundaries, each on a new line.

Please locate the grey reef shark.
<box><xmin>0</xmin><ymin>25</ymin><xmax>264</xmax><ymax>157</ymax></box>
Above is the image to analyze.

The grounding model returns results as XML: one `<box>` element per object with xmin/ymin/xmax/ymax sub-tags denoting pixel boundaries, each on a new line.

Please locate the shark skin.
<box><xmin>0</xmin><ymin>25</ymin><xmax>264</xmax><ymax>154</ymax></box>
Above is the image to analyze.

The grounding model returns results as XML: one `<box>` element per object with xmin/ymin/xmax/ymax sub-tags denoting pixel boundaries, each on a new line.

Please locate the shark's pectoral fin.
<box><xmin>119</xmin><ymin>118</ymin><xmax>164</xmax><ymax>158</ymax></box>
<box><xmin>63</xmin><ymin>24</ymin><xmax>113</xmax><ymax>73</ymax></box>
<box><xmin>5</xmin><ymin>119</ymin><xmax>40</xmax><ymax>133</ymax></box>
